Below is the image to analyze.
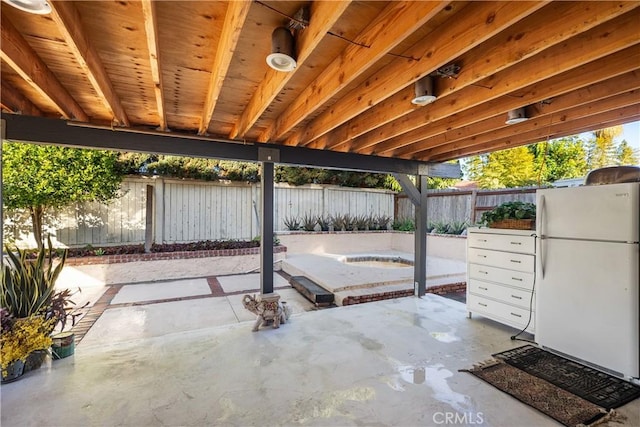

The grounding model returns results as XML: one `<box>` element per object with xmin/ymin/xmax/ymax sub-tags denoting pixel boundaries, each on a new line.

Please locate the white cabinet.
<box><xmin>467</xmin><ymin>227</ymin><xmax>536</xmax><ymax>333</ymax></box>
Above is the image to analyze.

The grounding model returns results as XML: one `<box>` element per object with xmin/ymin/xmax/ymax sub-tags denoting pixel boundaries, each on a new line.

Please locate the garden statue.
<box><xmin>242</xmin><ymin>294</ymin><xmax>290</xmax><ymax>332</ymax></box>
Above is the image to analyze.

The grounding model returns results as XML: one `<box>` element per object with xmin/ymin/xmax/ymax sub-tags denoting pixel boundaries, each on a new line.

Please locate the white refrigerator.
<box><xmin>536</xmin><ymin>182</ymin><xmax>639</xmax><ymax>380</ymax></box>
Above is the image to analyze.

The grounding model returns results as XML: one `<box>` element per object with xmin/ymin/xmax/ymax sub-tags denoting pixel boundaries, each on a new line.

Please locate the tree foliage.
<box><xmin>464</xmin><ymin>146</ymin><xmax>537</xmax><ymax>189</ymax></box>
<box><xmin>464</xmin><ymin>126</ymin><xmax>637</xmax><ymax>189</ymax></box>
<box><xmin>2</xmin><ymin>142</ymin><xmax>123</xmax><ymax>248</ymax></box>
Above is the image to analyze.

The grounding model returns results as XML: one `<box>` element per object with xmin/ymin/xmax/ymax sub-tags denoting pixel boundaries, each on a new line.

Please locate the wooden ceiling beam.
<box><xmin>389</xmin><ymin>68</ymin><xmax>640</xmax><ymax>157</ymax></box>
<box><xmin>294</xmin><ymin>1</ymin><xmax>548</xmax><ymax>148</ymax></box>
<box><xmin>316</xmin><ymin>0</ymin><xmax>635</xmax><ymax>152</ymax></box>
<box><xmin>49</xmin><ymin>1</ymin><xmax>129</xmax><ymax>126</ymax></box>
<box><xmin>427</xmin><ymin>104</ymin><xmax>640</xmax><ymax>162</ymax></box>
<box><xmin>0</xmin><ymin>18</ymin><xmax>88</xmax><ymax>121</ymax></box>
<box><xmin>417</xmin><ymin>89</ymin><xmax>640</xmax><ymax>160</ymax></box>
<box><xmin>0</xmin><ymin>81</ymin><xmax>42</xmax><ymax>116</ymax></box>
<box><xmin>347</xmin><ymin>12</ymin><xmax>639</xmax><ymax>154</ymax></box>
<box><xmin>198</xmin><ymin>0</ymin><xmax>251</xmax><ymax>136</ymax></box>
<box><xmin>229</xmin><ymin>1</ymin><xmax>351</xmax><ymax>140</ymax></box>
<box><xmin>258</xmin><ymin>0</ymin><xmax>450</xmax><ymax>143</ymax></box>
<box><xmin>141</xmin><ymin>0</ymin><xmax>167</xmax><ymax>131</ymax></box>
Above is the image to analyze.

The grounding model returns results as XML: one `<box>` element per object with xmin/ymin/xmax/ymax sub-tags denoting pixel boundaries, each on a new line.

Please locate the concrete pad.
<box><xmin>5</xmin><ymin>296</ymin><xmax>636</xmax><ymax>426</ymax></box>
<box><xmin>111</xmin><ymin>278</ymin><xmax>211</xmax><ymax>304</ymax></box>
<box><xmin>282</xmin><ymin>252</ymin><xmax>465</xmax><ymax>292</ymax></box>
<box><xmin>217</xmin><ymin>273</ymin><xmax>289</xmax><ymax>293</ymax></box>
<box><xmin>80</xmin><ymin>298</ymin><xmax>239</xmax><ymax>347</ymax></box>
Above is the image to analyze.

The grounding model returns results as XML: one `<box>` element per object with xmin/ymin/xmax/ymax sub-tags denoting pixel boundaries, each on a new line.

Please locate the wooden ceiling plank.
<box><xmin>418</xmin><ymin>89</ymin><xmax>640</xmax><ymax>160</ymax></box>
<box><xmin>348</xmin><ymin>12</ymin><xmax>639</xmax><ymax>154</ymax></box>
<box><xmin>293</xmin><ymin>1</ymin><xmax>548</xmax><ymax>148</ymax></box>
<box><xmin>141</xmin><ymin>0</ymin><xmax>167</xmax><ymax>131</ymax></box>
<box><xmin>229</xmin><ymin>0</ymin><xmax>351</xmax><ymax>140</ymax></box>
<box><xmin>320</xmin><ymin>0</ymin><xmax>635</xmax><ymax>152</ymax></box>
<box><xmin>428</xmin><ymin>104</ymin><xmax>640</xmax><ymax>161</ymax></box>
<box><xmin>259</xmin><ymin>0</ymin><xmax>450</xmax><ymax>143</ymax></box>
<box><xmin>375</xmin><ymin>49</ymin><xmax>640</xmax><ymax>156</ymax></box>
<box><xmin>0</xmin><ymin>81</ymin><xmax>42</xmax><ymax>116</ymax></box>
<box><xmin>0</xmin><ymin>18</ymin><xmax>88</xmax><ymax>121</ymax></box>
<box><xmin>387</xmin><ymin>69</ymin><xmax>640</xmax><ymax>157</ymax></box>
<box><xmin>198</xmin><ymin>0</ymin><xmax>251</xmax><ymax>136</ymax></box>
<box><xmin>49</xmin><ymin>1</ymin><xmax>129</xmax><ymax>126</ymax></box>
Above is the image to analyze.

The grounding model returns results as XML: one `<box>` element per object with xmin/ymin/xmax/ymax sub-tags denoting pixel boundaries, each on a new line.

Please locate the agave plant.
<box><xmin>301</xmin><ymin>213</ymin><xmax>317</xmax><ymax>231</ymax></box>
<box><xmin>1</xmin><ymin>237</ymin><xmax>67</xmax><ymax>319</ymax></box>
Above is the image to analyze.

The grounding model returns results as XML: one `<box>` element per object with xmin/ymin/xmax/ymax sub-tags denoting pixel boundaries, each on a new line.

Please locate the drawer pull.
<box><xmin>510</xmin><ymin>241</ymin><xmax>522</xmax><ymax>245</ymax></box>
<box><xmin>479</xmin><ymin>286</ymin><xmax>488</xmax><ymax>291</ymax></box>
<box><xmin>510</xmin><ymin>312</ymin><xmax>522</xmax><ymax>318</ymax></box>
<box><xmin>478</xmin><ymin>302</ymin><xmax>487</xmax><ymax>307</ymax></box>
<box><xmin>479</xmin><ymin>270</ymin><xmax>488</xmax><ymax>275</ymax></box>
<box><xmin>510</xmin><ymin>259</ymin><xmax>521</xmax><ymax>264</ymax></box>
<box><xmin>511</xmin><ymin>295</ymin><xmax>522</xmax><ymax>300</ymax></box>
<box><xmin>478</xmin><ymin>254</ymin><xmax>487</xmax><ymax>258</ymax></box>
<box><xmin>478</xmin><ymin>239</ymin><xmax>487</xmax><ymax>242</ymax></box>
<box><xmin>511</xmin><ymin>277</ymin><xmax>523</xmax><ymax>282</ymax></box>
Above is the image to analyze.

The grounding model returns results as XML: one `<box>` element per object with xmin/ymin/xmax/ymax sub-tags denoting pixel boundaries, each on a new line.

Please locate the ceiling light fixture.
<box><xmin>266</xmin><ymin>27</ymin><xmax>297</xmax><ymax>72</ymax></box>
<box><xmin>1</xmin><ymin>0</ymin><xmax>51</xmax><ymax>14</ymax></box>
<box><xmin>411</xmin><ymin>75</ymin><xmax>437</xmax><ymax>106</ymax></box>
<box><xmin>505</xmin><ymin>107</ymin><xmax>529</xmax><ymax>125</ymax></box>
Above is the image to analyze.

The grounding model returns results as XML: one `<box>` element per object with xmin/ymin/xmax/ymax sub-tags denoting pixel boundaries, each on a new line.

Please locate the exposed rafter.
<box><xmin>258</xmin><ymin>0</ymin><xmax>449</xmax><ymax>143</ymax></box>
<box><xmin>430</xmin><ymin>104</ymin><xmax>640</xmax><ymax>161</ymax></box>
<box><xmin>291</xmin><ymin>0</ymin><xmax>548</xmax><ymax>148</ymax></box>
<box><xmin>49</xmin><ymin>0</ymin><xmax>129</xmax><ymax>126</ymax></box>
<box><xmin>420</xmin><ymin>89</ymin><xmax>640</xmax><ymax>160</ymax></box>
<box><xmin>0</xmin><ymin>18</ymin><xmax>88</xmax><ymax>121</ymax></box>
<box><xmin>315</xmin><ymin>0</ymin><xmax>635</xmax><ymax>152</ymax></box>
<box><xmin>348</xmin><ymin>12</ymin><xmax>639</xmax><ymax>155</ymax></box>
<box><xmin>198</xmin><ymin>0</ymin><xmax>251</xmax><ymax>136</ymax></box>
<box><xmin>229</xmin><ymin>1</ymin><xmax>351</xmax><ymax>140</ymax></box>
<box><xmin>0</xmin><ymin>81</ymin><xmax>41</xmax><ymax>116</ymax></box>
<box><xmin>394</xmin><ymin>69</ymin><xmax>640</xmax><ymax>158</ymax></box>
<box><xmin>141</xmin><ymin>0</ymin><xmax>167</xmax><ymax>131</ymax></box>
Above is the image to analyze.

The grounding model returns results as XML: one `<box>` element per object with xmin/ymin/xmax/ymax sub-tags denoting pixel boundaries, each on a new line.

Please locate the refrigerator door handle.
<box><xmin>539</xmin><ymin>195</ymin><xmax>546</xmax><ymax>278</ymax></box>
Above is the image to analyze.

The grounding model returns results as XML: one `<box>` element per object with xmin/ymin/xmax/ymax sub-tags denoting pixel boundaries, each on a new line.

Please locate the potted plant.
<box><xmin>45</xmin><ymin>288</ymin><xmax>88</xmax><ymax>359</ymax></box>
<box><xmin>479</xmin><ymin>201</ymin><xmax>536</xmax><ymax>230</ymax></box>
<box><xmin>1</xmin><ymin>309</ymin><xmax>53</xmax><ymax>383</ymax></box>
<box><xmin>0</xmin><ymin>236</ymin><xmax>73</xmax><ymax>376</ymax></box>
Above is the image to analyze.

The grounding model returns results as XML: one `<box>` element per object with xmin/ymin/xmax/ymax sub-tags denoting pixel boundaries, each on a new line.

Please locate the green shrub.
<box><xmin>392</xmin><ymin>219</ymin><xmax>415</xmax><ymax>231</ymax></box>
<box><xmin>283</xmin><ymin>216</ymin><xmax>301</xmax><ymax>231</ymax></box>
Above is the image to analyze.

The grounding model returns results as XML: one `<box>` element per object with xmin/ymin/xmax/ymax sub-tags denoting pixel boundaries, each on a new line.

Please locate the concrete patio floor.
<box><xmin>2</xmin><ymin>282</ymin><xmax>638</xmax><ymax>426</ymax></box>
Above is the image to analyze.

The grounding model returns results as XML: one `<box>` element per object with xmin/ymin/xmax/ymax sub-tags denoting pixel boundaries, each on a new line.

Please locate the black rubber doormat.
<box><xmin>492</xmin><ymin>345</ymin><xmax>640</xmax><ymax>410</ymax></box>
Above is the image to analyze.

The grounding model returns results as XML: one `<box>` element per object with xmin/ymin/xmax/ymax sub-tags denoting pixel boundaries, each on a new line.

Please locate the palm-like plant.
<box><xmin>1</xmin><ymin>237</ymin><xmax>67</xmax><ymax>319</ymax></box>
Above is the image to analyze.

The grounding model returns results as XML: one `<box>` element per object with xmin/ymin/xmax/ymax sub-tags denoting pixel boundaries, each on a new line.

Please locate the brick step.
<box><xmin>289</xmin><ymin>276</ymin><xmax>334</xmax><ymax>307</ymax></box>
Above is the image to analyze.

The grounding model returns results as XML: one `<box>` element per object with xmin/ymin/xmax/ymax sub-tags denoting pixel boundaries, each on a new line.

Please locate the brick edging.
<box><xmin>65</xmin><ymin>245</ymin><xmax>287</xmax><ymax>266</ymax></box>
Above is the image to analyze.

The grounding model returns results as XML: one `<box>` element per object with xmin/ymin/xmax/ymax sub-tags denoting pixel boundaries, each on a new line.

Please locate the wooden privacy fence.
<box><xmin>5</xmin><ymin>177</ymin><xmax>538</xmax><ymax>248</ymax></box>
<box><xmin>4</xmin><ymin>177</ymin><xmax>394</xmax><ymax>247</ymax></box>
<box><xmin>395</xmin><ymin>187</ymin><xmax>538</xmax><ymax>225</ymax></box>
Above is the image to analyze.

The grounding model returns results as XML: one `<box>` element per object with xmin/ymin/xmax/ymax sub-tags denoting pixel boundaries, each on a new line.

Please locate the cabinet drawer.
<box><xmin>468</xmin><ymin>294</ymin><xmax>535</xmax><ymax>332</ymax></box>
<box><xmin>468</xmin><ymin>279</ymin><xmax>535</xmax><ymax>309</ymax></box>
<box><xmin>468</xmin><ymin>233</ymin><xmax>534</xmax><ymax>254</ymax></box>
<box><xmin>468</xmin><ymin>248</ymin><xmax>534</xmax><ymax>272</ymax></box>
<box><xmin>469</xmin><ymin>264</ymin><xmax>534</xmax><ymax>291</ymax></box>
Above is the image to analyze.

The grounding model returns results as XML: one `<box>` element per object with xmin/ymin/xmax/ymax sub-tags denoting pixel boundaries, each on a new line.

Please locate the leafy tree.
<box><xmin>586</xmin><ymin>126</ymin><xmax>622</xmax><ymax>169</ymax></box>
<box><xmin>464</xmin><ymin>146</ymin><xmax>537</xmax><ymax>188</ymax></box>
<box><xmin>2</xmin><ymin>142</ymin><xmax>123</xmax><ymax>249</ymax></box>
<box><xmin>530</xmin><ymin>137</ymin><xmax>588</xmax><ymax>183</ymax></box>
<box><xmin>615</xmin><ymin>140</ymin><xmax>639</xmax><ymax>166</ymax></box>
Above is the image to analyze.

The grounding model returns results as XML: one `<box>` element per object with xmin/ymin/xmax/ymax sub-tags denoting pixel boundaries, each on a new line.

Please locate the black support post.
<box><xmin>260</xmin><ymin>161</ymin><xmax>274</xmax><ymax>294</ymax></box>
<box><xmin>414</xmin><ymin>175</ymin><xmax>428</xmax><ymax>297</ymax></box>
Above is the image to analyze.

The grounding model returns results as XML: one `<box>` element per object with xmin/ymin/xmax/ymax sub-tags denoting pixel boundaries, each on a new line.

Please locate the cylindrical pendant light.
<box><xmin>505</xmin><ymin>107</ymin><xmax>529</xmax><ymax>125</ymax></box>
<box><xmin>266</xmin><ymin>27</ymin><xmax>297</xmax><ymax>72</ymax></box>
<box><xmin>411</xmin><ymin>76</ymin><xmax>437</xmax><ymax>106</ymax></box>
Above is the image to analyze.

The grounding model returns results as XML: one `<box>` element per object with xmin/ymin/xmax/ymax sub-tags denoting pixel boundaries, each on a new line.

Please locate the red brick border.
<box><xmin>65</xmin><ymin>245</ymin><xmax>287</xmax><ymax>266</ymax></box>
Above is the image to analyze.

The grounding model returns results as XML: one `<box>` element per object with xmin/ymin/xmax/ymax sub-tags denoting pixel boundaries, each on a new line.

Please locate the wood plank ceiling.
<box><xmin>1</xmin><ymin>1</ymin><xmax>639</xmax><ymax>163</ymax></box>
